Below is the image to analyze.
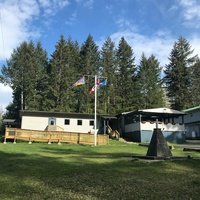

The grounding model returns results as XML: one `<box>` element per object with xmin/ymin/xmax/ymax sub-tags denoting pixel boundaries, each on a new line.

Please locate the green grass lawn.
<box><xmin>0</xmin><ymin>140</ymin><xmax>200</xmax><ymax>200</ymax></box>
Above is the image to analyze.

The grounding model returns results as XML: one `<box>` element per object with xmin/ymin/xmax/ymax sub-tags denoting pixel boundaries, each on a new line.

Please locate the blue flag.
<box><xmin>99</xmin><ymin>79</ymin><xmax>107</xmax><ymax>86</ymax></box>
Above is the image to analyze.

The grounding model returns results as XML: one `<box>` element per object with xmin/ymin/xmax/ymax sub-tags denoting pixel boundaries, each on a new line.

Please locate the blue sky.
<box><xmin>1</xmin><ymin>0</ymin><xmax>200</xmax><ymax>110</ymax></box>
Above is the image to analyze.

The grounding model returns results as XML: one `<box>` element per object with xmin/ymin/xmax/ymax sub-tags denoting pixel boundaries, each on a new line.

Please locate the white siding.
<box><xmin>21</xmin><ymin>116</ymin><xmax>96</xmax><ymax>133</ymax></box>
<box><xmin>58</xmin><ymin>118</ymin><xmax>95</xmax><ymax>133</ymax></box>
<box><xmin>21</xmin><ymin>116</ymin><xmax>48</xmax><ymax>131</ymax></box>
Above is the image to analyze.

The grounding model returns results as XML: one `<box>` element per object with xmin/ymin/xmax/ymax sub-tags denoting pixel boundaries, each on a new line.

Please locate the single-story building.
<box><xmin>20</xmin><ymin>110</ymin><xmax>117</xmax><ymax>134</ymax></box>
<box><xmin>183</xmin><ymin>105</ymin><xmax>200</xmax><ymax>139</ymax></box>
<box><xmin>5</xmin><ymin>108</ymin><xmax>186</xmax><ymax>144</ymax></box>
<box><xmin>118</xmin><ymin>108</ymin><xmax>186</xmax><ymax>143</ymax></box>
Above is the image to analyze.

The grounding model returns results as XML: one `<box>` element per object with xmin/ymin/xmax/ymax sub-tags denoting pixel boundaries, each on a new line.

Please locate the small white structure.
<box><xmin>119</xmin><ymin>108</ymin><xmax>186</xmax><ymax>143</ymax></box>
<box><xmin>20</xmin><ymin>111</ymin><xmax>103</xmax><ymax>134</ymax></box>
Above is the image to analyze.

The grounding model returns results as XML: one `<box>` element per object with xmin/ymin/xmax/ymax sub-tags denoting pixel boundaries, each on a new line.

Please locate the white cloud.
<box><xmin>115</xmin><ymin>18</ymin><xmax>138</xmax><ymax>33</ymax></box>
<box><xmin>97</xmin><ymin>12</ymin><xmax>200</xmax><ymax>68</ymax></box>
<box><xmin>168</xmin><ymin>5</ymin><xmax>179</xmax><ymax>12</ymax></box>
<box><xmin>0</xmin><ymin>83</ymin><xmax>12</xmax><ymax>110</ymax></box>
<box><xmin>84</xmin><ymin>0</ymin><xmax>94</xmax><ymax>9</ymax></box>
<box><xmin>0</xmin><ymin>0</ymin><xmax>70</xmax><ymax>109</ymax></box>
<box><xmin>110</xmin><ymin>30</ymin><xmax>174</xmax><ymax>67</ymax></box>
<box><xmin>178</xmin><ymin>0</ymin><xmax>200</xmax><ymax>28</ymax></box>
<box><xmin>0</xmin><ymin>0</ymin><xmax>70</xmax><ymax>60</ymax></box>
<box><xmin>75</xmin><ymin>0</ymin><xmax>94</xmax><ymax>9</ymax></box>
<box><xmin>98</xmin><ymin>28</ymin><xmax>200</xmax><ymax>70</ymax></box>
<box><xmin>105</xmin><ymin>4</ymin><xmax>113</xmax><ymax>14</ymax></box>
<box><xmin>97</xmin><ymin>19</ymin><xmax>175</xmax><ymax>67</ymax></box>
<box><xmin>65</xmin><ymin>11</ymin><xmax>77</xmax><ymax>25</ymax></box>
<box><xmin>190</xmin><ymin>37</ymin><xmax>200</xmax><ymax>57</ymax></box>
<box><xmin>38</xmin><ymin>0</ymin><xmax>70</xmax><ymax>16</ymax></box>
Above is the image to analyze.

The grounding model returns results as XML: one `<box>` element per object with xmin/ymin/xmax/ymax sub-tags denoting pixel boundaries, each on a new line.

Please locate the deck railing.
<box><xmin>3</xmin><ymin>128</ymin><xmax>109</xmax><ymax>145</ymax></box>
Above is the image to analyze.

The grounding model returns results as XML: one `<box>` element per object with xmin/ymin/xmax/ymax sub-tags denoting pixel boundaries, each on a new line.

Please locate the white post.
<box><xmin>94</xmin><ymin>75</ymin><xmax>97</xmax><ymax>146</ymax></box>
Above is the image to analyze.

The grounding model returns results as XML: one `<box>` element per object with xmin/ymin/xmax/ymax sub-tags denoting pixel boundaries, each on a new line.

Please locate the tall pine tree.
<box><xmin>48</xmin><ymin>35</ymin><xmax>80</xmax><ymax>112</ymax></box>
<box><xmin>29</xmin><ymin>42</ymin><xmax>48</xmax><ymax>111</ymax></box>
<box><xmin>137</xmin><ymin>54</ymin><xmax>165</xmax><ymax>109</ymax></box>
<box><xmin>164</xmin><ymin>37</ymin><xmax>196</xmax><ymax>110</ymax></box>
<box><xmin>99</xmin><ymin>37</ymin><xmax>117</xmax><ymax>114</ymax></box>
<box><xmin>0</xmin><ymin>41</ymin><xmax>48</xmax><ymax>118</ymax></box>
<box><xmin>115</xmin><ymin>37</ymin><xmax>137</xmax><ymax>112</ymax></box>
<box><xmin>78</xmin><ymin>34</ymin><xmax>100</xmax><ymax>113</ymax></box>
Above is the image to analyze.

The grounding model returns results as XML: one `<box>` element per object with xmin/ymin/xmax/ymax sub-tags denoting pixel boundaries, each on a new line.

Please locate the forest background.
<box><xmin>0</xmin><ymin>35</ymin><xmax>200</xmax><ymax>121</ymax></box>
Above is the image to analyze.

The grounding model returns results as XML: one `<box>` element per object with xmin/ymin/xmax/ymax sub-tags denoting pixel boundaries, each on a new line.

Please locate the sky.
<box><xmin>1</xmin><ymin>0</ymin><xmax>200</xmax><ymax>111</ymax></box>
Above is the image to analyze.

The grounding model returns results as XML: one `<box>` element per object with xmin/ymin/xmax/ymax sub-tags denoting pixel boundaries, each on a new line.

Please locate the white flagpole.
<box><xmin>94</xmin><ymin>75</ymin><xmax>97</xmax><ymax>146</ymax></box>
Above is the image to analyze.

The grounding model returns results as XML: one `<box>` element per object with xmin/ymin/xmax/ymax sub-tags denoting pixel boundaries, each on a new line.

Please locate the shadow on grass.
<box><xmin>0</xmin><ymin>145</ymin><xmax>200</xmax><ymax>199</ymax></box>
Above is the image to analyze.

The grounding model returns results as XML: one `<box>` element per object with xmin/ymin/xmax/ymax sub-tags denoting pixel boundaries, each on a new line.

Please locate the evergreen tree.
<box><xmin>164</xmin><ymin>37</ymin><xmax>196</xmax><ymax>110</ymax></box>
<box><xmin>99</xmin><ymin>37</ymin><xmax>117</xmax><ymax>114</ymax></box>
<box><xmin>78</xmin><ymin>34</ymin><xmax>100</xmax><ymax>113</ymax></box>
<box><xmin>28</xmin><ymin>42</ymin><xmax>48</xmax><ymax>110</ymax></box>
<box><xmin>137</xmin><ymin>54</ymin><xmax>165</xmax><ymax>109</ymax></box>
<box><xmin>0</xmin><ymin>41</ymin><xmax>48</xmax><ymax>118</ymax></box>
<box><xmin>115</xmin><ymin>37</ymin><xmax>137</xmax><ymax>112</ymax></box>
<box><xmin>48</xmin><ymin>35</ymin><xmax>80</xmax><ymax>112</ymax></box>
<box><xmin>65</xmin><ymin>38</ymin><xmax>81</xmax><ymax>112</ymax></box>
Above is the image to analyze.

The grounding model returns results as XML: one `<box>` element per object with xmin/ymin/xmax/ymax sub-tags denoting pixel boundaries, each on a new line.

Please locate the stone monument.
<box><xmin>146</xmin><ymin>121</ymin><xmax>172</xmax><ymax>159</ymax></box>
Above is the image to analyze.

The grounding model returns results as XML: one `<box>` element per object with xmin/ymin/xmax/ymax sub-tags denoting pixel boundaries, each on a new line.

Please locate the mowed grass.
<box><xmin>0</xmin><ymin>140</ymin><xmax>200</xmax><ymax>200</ymax></box>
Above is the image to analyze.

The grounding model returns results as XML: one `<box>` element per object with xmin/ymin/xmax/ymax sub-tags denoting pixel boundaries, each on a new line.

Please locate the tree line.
<box><xmin>0</xmin><ymin>34</ymin><xmax>199</xmax><ymax>120</ymax></box>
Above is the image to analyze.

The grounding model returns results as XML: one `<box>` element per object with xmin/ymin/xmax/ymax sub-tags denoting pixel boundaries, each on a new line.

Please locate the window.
<box><xmin>77</xmin><ymin>120</ymin><xmax>82</xmax><ymax>126</ymax></box>
<box><xmin>90</xmin><ymin>120</ymin><xmax>94</xmax><ymax>126</ymax></box>
<box><xmin>65</xmin><ymin>119</ymin><xmax>70</xmax><ymax>125</ymax></box>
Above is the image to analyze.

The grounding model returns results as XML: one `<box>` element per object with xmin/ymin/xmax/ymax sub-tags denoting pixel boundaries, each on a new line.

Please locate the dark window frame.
<box><xmin>64</xmin><ymin>119</ymin><xmax>70</xmax><ymax>125</ymax></box>
<box><xmin>89</xmin><ymin>120</ymin><xmax>94</xmax><ymax>126</ymax></box>
<box><xmin>77</xmin><ymin>120</ymin><xmax>82</xmax><ymax>126</ymax></box>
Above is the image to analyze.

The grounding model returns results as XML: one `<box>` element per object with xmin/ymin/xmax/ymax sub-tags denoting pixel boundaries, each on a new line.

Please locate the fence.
<box><xmin>3</xmin><ymin>128</ymin><xmax>109</xmax><ymax>145</ymax></box>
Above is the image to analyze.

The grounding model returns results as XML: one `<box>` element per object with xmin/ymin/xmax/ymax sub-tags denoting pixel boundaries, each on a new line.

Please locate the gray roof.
<box><xmin>122</xmin><ymin>107</ymin><xmax>185</xmax><ymax>117</ymax></box>
<box><xmin>138</xmin><ymin>108</ymin><xmax>185</xmax><ymax>115</ymax></box>
<box><xmin>20</xmin><ymin>110</ymin><xmax>115</xmax><ymax>119</ymax></box>
<box><xmin>183</xmin><ymin>105</ymin><xmax>200</xmax><ymax>113</ymax></box>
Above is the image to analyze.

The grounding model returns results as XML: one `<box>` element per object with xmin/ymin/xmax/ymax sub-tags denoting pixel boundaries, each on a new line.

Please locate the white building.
<box><xmin>118</xmin><ymin>108</ymin><xmax>186</xmax><ymax>143</ymax></box>
<box><xmin>18</xmin><ymin>108</ymin><xmax>186</xmax><ymax>143</ymax></box>
<box><xmin>20</xmin><ymin>110</ymin><xmax>115</xmax><ymax>134</ymax></box>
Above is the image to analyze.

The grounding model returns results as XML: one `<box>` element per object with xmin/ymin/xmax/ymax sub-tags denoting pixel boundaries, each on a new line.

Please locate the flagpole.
<box><xmin>73</xmin><ymin>74</ymin><xmax>107</xmax><ymax>146</ymax></box>
<box><xmin>94</xmin><ymin>75</ymin><xmax>97</xmax><ymax>146</ymax></box>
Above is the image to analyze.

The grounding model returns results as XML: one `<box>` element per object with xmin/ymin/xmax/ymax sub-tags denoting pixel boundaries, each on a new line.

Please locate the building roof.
<box><xmin>2</xmin><ymin>119</ymin><xmax>20</xmax><ymax>127</ymax></box>
<box><xmin>121</xmin><ymin>107</ymin><xmax>185</xmax><ymax>117</ymax></box>
<box><xmin>20</xmin><ymin>110</ymin><xmax>115</xmax><ymax>119</ymax></box>
<box><xmin>183</xmin><ymin>105</ymin><xmax>200</xmax><ymax>113</ymax></box>
<box><xmin>138</xmin><ymin>108</ymin><xmax>185</xmax><ymax>115</ymax></box>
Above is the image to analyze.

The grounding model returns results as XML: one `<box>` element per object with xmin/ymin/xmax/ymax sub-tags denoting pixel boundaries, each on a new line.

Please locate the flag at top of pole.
<box><xmin>72</xmin><ymin>76</ymin><xmax>85</xmax><ymax>87</ymax></box>
<box><xmin>89</xmin><ymin>78</ymin><xmax>107</xmax><ymax>94</ymax></box>
<box><xmin>99</xmin><ymin>79</ymin><xmax>107</xmax><ymax>86</ymax></box>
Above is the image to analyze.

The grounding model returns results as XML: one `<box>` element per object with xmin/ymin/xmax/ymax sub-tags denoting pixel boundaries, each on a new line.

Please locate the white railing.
<box><xmin>124</xmin><ymin>121</ymin><xmax>185</xmax><ymax>133</ymax></box>
<box><xmin>140</xmin><ymin>121</ymin><xmax>185</xmax><ymax>132</ymax></box>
